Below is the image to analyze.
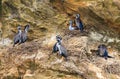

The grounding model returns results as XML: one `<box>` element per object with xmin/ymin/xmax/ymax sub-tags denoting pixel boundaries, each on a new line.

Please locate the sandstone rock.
<box><xmin>0</xmin><ymin>0</ymin><xmax>120</xmax><ymax>79</ymax></box>
<box><xmin>6</xmin><ymin>67</ymin><xmax>19</xmax><ymax>78</ymax></box>
<box><xmin>23</xmin><ymin>69</ymin><xmax>35</xmax><ymax>79</ymax></box>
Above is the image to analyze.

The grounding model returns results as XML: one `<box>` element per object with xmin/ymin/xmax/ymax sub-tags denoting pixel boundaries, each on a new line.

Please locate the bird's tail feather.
<box><xmin>108</xmin><ymin>55</ymin><xmax>114</xmax><ymax>58</ymax></box>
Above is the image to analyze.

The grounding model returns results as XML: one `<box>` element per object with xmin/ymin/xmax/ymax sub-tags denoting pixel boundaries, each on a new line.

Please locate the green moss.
<box><xmin>11</xmin><ymin>0</ymin><xmax>21</xmax><ymax>8</ymax></box>
<box><xmin>20</xmin><ymin>0</ymin><xmax>33</xmax><ymax>7</ymax></box>
<box><xmin>21</xmin><ymin>7</ymin><xmax>34</xmax><ymax>18</ymax></box>
<box><xmin>115</xmin><ymin>17</ymin><xmax>120</xmax><ymax>24</ymax></box>
<box><xmin>2</xmin><ymin>1</ymin><xmax>18</xmax><ymax>16</ymax></box>
<box><xmin>109</xmin><ymin>74</ymin><xmax>119</xmax><ymax>79</ymax></box>
<box><xmin>24</xmin><ymin>59</ymin><xmax>39</xmax><ymax>71</ymax></box>
<box><xmin>57</xmin><ymin>73</ymin><xmax>65</xmax><ymax>77</ymax></box>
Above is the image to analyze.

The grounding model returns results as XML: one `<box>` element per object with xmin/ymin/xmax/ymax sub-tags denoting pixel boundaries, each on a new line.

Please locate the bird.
<box><xmin>52</xmin><ymin>35</ymin><xmax>62</xmax><ymax>53</ymax></box>
<box><xmin>103</xmin><ymin>50</ymin><xmax>108</xmax><ymax>60</ymax></box>
<box><xmin>55</xmin><ymin>36</ymin><xmax>68</xmax><ymax>61</ymax></box>
<box><xmin>56</xmin><ymin>35</ymin><xmax>62</xmax><ymax>43</ymax></box>
<box><xmin>69</xmin><ymin>20</ymin><xmax>78</xmax><ymax>31</ymax></box>
<box><xmin>75</xmin><ymin>14</ymin><xmax>84</xmax><ymax>32</ymax></box>
<box><xmin>51</xmin><ymin>35</ymin><xmax>68</xmax><ymax>61</ymax></box>
<box><xmin>52</xmin><ymin>43</ymin><xmax>59</xmax><ymax>53</ymax></box>
<box><xmin>13</xmin><ymin>24</ymin><xmax>30</xmax><ymax>47</ymax></box>
<box><xmin>56</xmin><ymin>42</ymin><xmax>68</xmax><ymax>61</ymax></box>
<box><xmin>13</xmin><ymin>26</ymin><xmax>22</xmax><ymax>47</ymax></box>
<box><xmin>21</xmin><ymin>24</ymin><xmax>30</xmax><ymax>43</ymax></box>
<box><xmin>98</xmin><ymin>44</ymin><xmax>106</xmax><ymax>56</ymax></box>
<box><xmin>98</xmin><ymin>44</ymin><xmax>113</xmax><ymax>60</ymax></box>
<box><xmin>48</xmin><ymin>35</ymin><xmax>62</xmax><ymax>59</ymax></box>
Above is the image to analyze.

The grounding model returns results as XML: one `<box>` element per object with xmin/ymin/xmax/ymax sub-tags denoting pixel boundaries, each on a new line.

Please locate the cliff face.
<box><xmin>1</xmin><ymin>0</ymin><xmax>120</xmax><ymax>47</ymax></box>
<box><xmin>2</xmin><ymin>0</ymin><xmax>67</xmax><ymax>41</ymax></box>
<box><xmin>0</xmin><ymin>0</ymin><xmax>120</xmax><ymax>79</ymax></box>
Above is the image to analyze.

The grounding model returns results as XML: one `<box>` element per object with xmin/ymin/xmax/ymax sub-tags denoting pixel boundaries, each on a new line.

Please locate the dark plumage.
<box><xmin>21</xmin><ymin>24</ymin><xmax>30</xmax><ymax>43</ymax></box>
<box><xmin>56</xmin><ymin>35</ymin><xmax>62</xmax><ymax>42</ymax></box>
<box><xmin>75</xmin><ymin>14</ymin><xmax>84</xmax><ymax>32</ymax></box>
<box><xmin>103</xmin><ymin>50</ymin><xmax>108</xmax><ymax>60</ymax></box>
<box><xmin>13</xmin><ymin>26</ymin><xmax>22</xmax><ymax>47</ymax></box>
<box><xmin>98</xmin><ymin>44</ymin><xmax>106</xmax><ymax>56</ymax></box>
<box><xmin>57</xmin><ymin>42</ymin><xmax>68</xmax><ymax>60</ymax></box>
<box><xmin>56</xmin><ymin>36</ymin><xmax>68</xmax><ymax>60</ymax></box>
<box><xmin>52</xmin><ymin>42</ymin><xmax>59</xmax><ymax>53</ymax></box>
<box><xmin>98</xmin><ymin>44</ymin><xmax>113</xmax><ymax>60</ymax></box>
<box><xmin>52</xmin><ymin>35</ymin><xmax>62</xmax><ymax>53</ymax></box>
<box><xmin>52</xmin><ymin>35</ymin><xmax>68</xmax><ymax>60</ymax></box>
<box><xmin>13</xmin><ymin>25</ymin><xmax>30</xmax><ymax>47</ymax></box>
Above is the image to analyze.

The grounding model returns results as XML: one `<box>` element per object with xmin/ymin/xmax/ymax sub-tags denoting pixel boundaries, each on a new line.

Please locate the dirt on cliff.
<box><xmin>0</xmin><ymin>0</ymin><xmax>120</xmax><ymax>79</ymax></box>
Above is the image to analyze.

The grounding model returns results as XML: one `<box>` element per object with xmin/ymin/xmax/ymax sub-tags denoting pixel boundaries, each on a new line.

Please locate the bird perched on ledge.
<box><xmin>52</xmin><ymin>35</ymin><xmax>68</xmax><ymax>61</ymax></box>
<box><xmin>75</xmin><ymin>14</ymin><xmax>84</xmax><ymax>32</ymax></box>
<box><xmin>13</xmin><ymin>26</ymin><xmax>22</xmax><ymax>47</ymax></box>
<box><xmin>21</xmin><ymin>24</ymin><xmax>30</xmax><ymax>43</ymax></box>
<box><xmin>13</xmin><ymin>24</ymin><xmax>30</xmax><ymax>47</ymax></box>
<box><xmin>52</xmin><ymin>35</ymin><xmax>62</xmax><ymax>53</ymax></box>
<box><xmin>98</xmin><ymin>44</ymin><xmax>113</xmax><ymax>60</ymax></box>
<box><xmin>69</xmin><ymin>20</ymin><xmax>78</xmax><ymax>31</ymax></box>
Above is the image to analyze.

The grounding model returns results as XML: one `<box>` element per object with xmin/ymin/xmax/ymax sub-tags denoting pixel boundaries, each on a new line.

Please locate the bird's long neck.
<box><xmin>57</xmin><ymin>42</ymin><xmax>62</xmax><ymax>54</ymax></box>
<box><xmin>69</xmin><ymin>22</ymin><xmax>74</xmax><ymax>30</ymax></box>
<box><xmin>69</xmin><ymin>23</ymin><xmax>73</xmax><ymax>27</ymax></box>
<box><xmin>18</xmin><ymin>30</ymin><xmax>22</xmax><ymax>34</ymax></box>
<box><xmin>25</xmin><ymin>29</ymin><xmax>28</xmax><ymax>33</ymax></box>
<box><xmin>76</xmin><ymin>17</ymin><xmax>80</xmax><ymax>22</ymax></box>
<box><xmin>18</xmin><ymin>30</ymin><xmax>22</xmax><ymax>37</ymax></box>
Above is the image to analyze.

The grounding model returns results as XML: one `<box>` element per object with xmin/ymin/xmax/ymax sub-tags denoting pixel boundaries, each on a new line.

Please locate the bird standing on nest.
<box><xmin>69</xmin><ymin>20</ymin><xmax>78</xmax><ymax>31</ymax></box>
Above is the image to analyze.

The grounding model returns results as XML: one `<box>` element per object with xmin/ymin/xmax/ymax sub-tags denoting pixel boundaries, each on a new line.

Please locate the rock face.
<box><xmin>1</xmin><ymin>0</ymin><xmax>119</xmax><ymax>48</ymax></box>
<box><xmin>2</xmin><ymin>0</ymin><xmax>67</xmax><ymax>40</ymax></box>
<box><xmin>0</xmin><ymin>0</ymin><xmax>120</xmax><ymax>79</ymax></box>
<box><xmin>52</xmin><ymin>0</ymin><xmax>120</xmax><ymax>50</ymax></box>
<box><xmin>0</xmin><ymin>35</ymin><xmax>120</xmax><ymax>79</ymax></box>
